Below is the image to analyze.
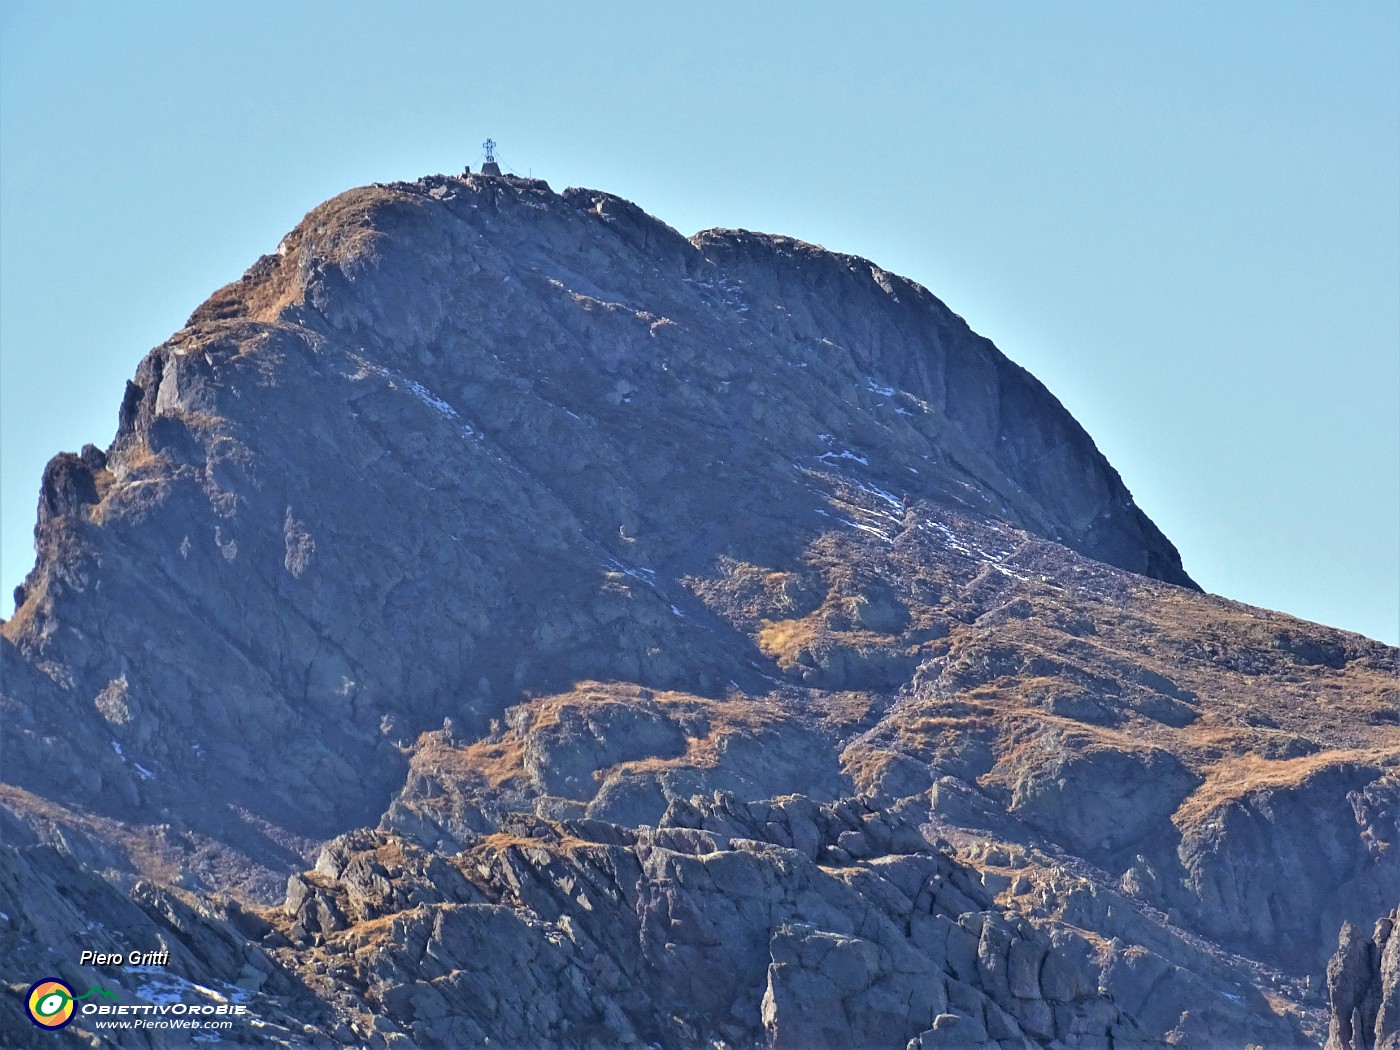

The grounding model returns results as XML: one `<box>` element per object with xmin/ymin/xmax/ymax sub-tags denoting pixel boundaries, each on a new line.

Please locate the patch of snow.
<box><xmin>670</xmin><ymin>605</ymin><xmax>685</xmax><ymax>619</ymax></box>
<box><xmin>133</xmin><ymin>974</ymin><xmax>208</xmax><ymax>1007</ymax></box>
<box><xmin>924</xmin><ymin>519</ymin><xmax>982</xmax><ymax>558</ymax></box>
<box><xmin>111</xmin><ymin>741</ymin><xmax>123</xmax><ymax>757</ymax></box>
<box><xmin>818</xmin><ymin>450</ymin><xmax>869</xmax><ymax>466</ymax></box>
<box><xmin>133</xmin><ymin>763</ymin><xmax>156</xmax><ymax>781</ymax></box>
<box><xmin>848</xmin><ymin>478</ymin><xmax>903</xmax><ymax>512</ymax></box>
<box><xmin>607</xmin><ymin>558</ymin><xmax>658</xmax><ymax>587</ymax></box>
<box><xmin>132</xmin><ymin>969</ymin><xmax>250</xmax><ymax>1008</ymax></box>
<box><xmin>362</xmin><ymin>360</ymin><xmax>480</xmax><ymax>441</ymax></box>
<box><xmin>992</xmin><ymin>564</ymin><xmax>1031</xmax><ymax>582</ymax></box>
<box><xmin>401</xmin><ymin>377</ymin><xmax>461</xmax><ymax>423</ymax></box>
<box><xmin>834</xmin><ymin>517</ymin><xmax>891</xmax><ymax>541</ymax></box>
<box><xmin>921</xmin><ymin>517</ymin><xmax>1025</xmax><ymax>578</ymax></box>
<box><xmin>866</xmin><ymin>379</ymin><xmax>896</xmax><ymax>397</ymax></box>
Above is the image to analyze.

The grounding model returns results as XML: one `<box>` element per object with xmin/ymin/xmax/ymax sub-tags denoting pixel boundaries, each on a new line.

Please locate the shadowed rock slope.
<box><xmin>2</xmin><ymin>172</ymin><xmax>1395</xmax><ymax>1049</ymax></box>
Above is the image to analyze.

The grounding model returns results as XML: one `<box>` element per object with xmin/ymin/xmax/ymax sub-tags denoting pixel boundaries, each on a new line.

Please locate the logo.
<box><xmin>25</xmin><ymin>979</ymin><xmax>118</xmax><ymax>1030</ymax></box>
<box><xmin>26</xmin><ymin>979</ymin><xmax>76</xmax><ymax>1029</ymax></box>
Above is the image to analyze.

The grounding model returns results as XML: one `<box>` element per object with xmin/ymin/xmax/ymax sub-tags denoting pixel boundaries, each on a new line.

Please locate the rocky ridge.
<box><xmin>1325</xmin><ymin>904</ymin><xmax>1400</xmax><ymax>1050</ymax></box>
<box><xmin>2</xmin><ymin>170</ymin><xmax>1396</xmax><ymax>1048</ymax></box>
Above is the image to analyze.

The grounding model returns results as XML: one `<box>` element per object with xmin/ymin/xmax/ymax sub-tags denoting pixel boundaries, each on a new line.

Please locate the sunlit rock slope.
<box><xmin>3</xmin><ymin>171</ymin><xmax>1395</xmax><ymax>1049</ymax></box>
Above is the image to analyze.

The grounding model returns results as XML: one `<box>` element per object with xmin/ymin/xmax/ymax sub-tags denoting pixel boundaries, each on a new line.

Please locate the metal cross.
<box><xmin>482</xmin><ymin>139</ymin><xmax>497</xmax><ymax>162</ymax></box>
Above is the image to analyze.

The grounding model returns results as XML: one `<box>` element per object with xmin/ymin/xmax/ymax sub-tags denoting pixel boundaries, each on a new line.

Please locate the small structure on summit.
<box><xmin>479</xmin><ymin>138</ymin><xmax>502</xmax><ymax>176</ymax></box>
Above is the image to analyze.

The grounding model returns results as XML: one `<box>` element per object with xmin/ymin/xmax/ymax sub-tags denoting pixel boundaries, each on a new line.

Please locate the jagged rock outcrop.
<box><xmin>1327</xmin><ymin>905</ymin><xmax>1400</xmax><ymax>1050</ymax></box>
<box><xmin>0</xmin><ymin>843</ymin><xmax>309</xmax><ymax>1049</ymax></box>
<box><xmin>3</xmin><ymin>170</ymin><xmax>1396</xmax><ymax>1048</ymax></box>
<box><xmin>268</xmin><ymin>794</ymin><xmax>1160</xmax><ymax>1050</ymax></box>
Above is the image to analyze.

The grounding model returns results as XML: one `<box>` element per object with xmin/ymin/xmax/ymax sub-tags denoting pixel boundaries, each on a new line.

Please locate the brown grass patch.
<box><xmin>757</xmin><ymin>616</ymin><xmax>820</xmax><ymax>667</ymax></box>
<box><xmin>809</xmin><ymin>691</ymin><xmax>880</xmax><ymax>730</ymax></box>
<box><xmin>685</xmin><ymin>558</ymin><xmax>821</xmax><ymax>627</ymax></box>
<box><xmin>1173</xmin><ymin>747</ymin><xmax>1399</xmax><ymax>830</ymax></box>
<box><xmin>417</xmin><ymin>737</ymin><xmax>527</xmax><ymax>790</ymax></box>
<box><xmin>1</xmin><ymin>571</ymin><xmax>47</xmax><ymax>640</ymax></box>
<box><xmin>110</xmin><ymin>441</ymin><xmax>167</xmax><ymax>479</ymax></box>
<box><xmin>0</xmin><ymin>785</ymin><xmax>184</xmax><ymax>885</ymax></box>
<box><xmin>756</xmin><ymin>613</ymin><xmax>900</xmax><ymax>671</ymax></box>
<box><xmin>408</xmin><ymin>681</ymin><xmax>795</xmax><ymax>794</ymax></box>
<box><xmin>477</xmin><ymin>830</ymin><xmax>593</xmax><ymax>856</ymax></box>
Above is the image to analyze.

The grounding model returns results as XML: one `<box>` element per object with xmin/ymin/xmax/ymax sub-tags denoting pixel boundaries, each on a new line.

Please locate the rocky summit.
<box><xmin>1</xmin><ymin>170</ymin><xmax>1396</xmax><ymax>1050</ymax></box>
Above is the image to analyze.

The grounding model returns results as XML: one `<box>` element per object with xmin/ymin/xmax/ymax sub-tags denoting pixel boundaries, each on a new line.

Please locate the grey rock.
<box><xmin>1</xmin><ymin>171</ymin><xmax>1387</xmax><ymax>1050</ymax></box>
<box><xmin>1327</xmin><ymin>906</ymin><xmax>1400</xmax><ymax>1050</ymax></box>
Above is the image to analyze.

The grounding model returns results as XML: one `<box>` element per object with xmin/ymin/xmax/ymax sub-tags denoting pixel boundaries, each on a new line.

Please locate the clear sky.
<box><xmin>2</xmin><ymin>1</ymin><xmax>1397</xmax><ymax>644</ymax></box>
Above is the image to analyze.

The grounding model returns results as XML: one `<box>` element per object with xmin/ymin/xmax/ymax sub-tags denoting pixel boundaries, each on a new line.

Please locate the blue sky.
<box><xmin>2</xmin><ymin>1</ymin><xmax>1397</xmax><ymax>644</ymax></box>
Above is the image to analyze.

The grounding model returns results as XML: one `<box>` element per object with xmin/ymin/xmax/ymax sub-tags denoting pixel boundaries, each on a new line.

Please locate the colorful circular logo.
<box><xmin>26</xmin><ymin>979</ymin><xmax>76</xmax><ymax>1029</ymax></box>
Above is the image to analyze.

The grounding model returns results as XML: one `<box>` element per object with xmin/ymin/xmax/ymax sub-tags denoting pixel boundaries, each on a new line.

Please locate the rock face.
<box><xmin>2</xmin><ymin>171</ymin><xmax>1396</xmax><ymax>1048</ymax></box>
<box><xmin>1327</xmin><ymin>905</ymin><xmax>1400</xmax><ymax>1050</ymax></box>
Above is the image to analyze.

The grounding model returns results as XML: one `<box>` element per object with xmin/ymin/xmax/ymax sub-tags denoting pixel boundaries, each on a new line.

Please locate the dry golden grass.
<box><xmin>366</xmin><ymin>836</ymin><xmax>415</xmax><ymax>871</ymax></box>
<box><xmin>303</xmin><ymin>190</ymin><xmax>396</xmax><ymax>268</ymax></box>
<box><xmin>1172</xmin><ymin>747</ymin><xmax>1400</xmax><ymax>830</ymax></box>
<box><xmin>1264</xmin><ymin>990</ymin><xmax>1308</xmax><ymax>1022</ymax></box>
<box><xmin>170</xmin><ymin>409</ymin><xmax>226</xmax><ymax>434</ymax></box>
<box><xmin>840</xmin><ymin>745</ymin><xmax>911</xmax><ymax>792</ymax></box>
<box><xmin>0</xmin><ymin>785</ymin><xmax>184</xmax><ymax>885</ymax></box>
<box><xmin>406</xmin><ymin>681</ymin><xmax>796</xmax><ymax>795</ymax></box>
<box><xmin>1</xmin><ymin>571</ymin><xmax>48</xmax><ymax>640</ymax></box>
<box><xmin>343</xmin><ymin>912</ymin><xmax>400</xmax><ymax>939</ymax></box>
<box><xmin>685</xmin><ymin>557</ymin><xmax>822</xmax><ymax>627</ymax></box>
<box><xmin>239</xmin><ymin>258</ymin><xmax>305</xmax><ymax>323</ymax></box>
<box><xmin>72</xmin><ymin>441</ymin><xmax>170</xmax><ymax>528</ymax></box>
<box><xmin>569</xmin><ymin>681</ymin><xmax>789</xmax><ymax>779</ymax></box>
<box><xmin>1179</xmin><ymin>725</ymin><xmax>1325</xmax><ymax>764</ymax></box>
<box><xmin>331</xmin><ymin>906</ymin><xmax>432</xmax><ymax>952</ymax></box>
<box><xmin>756</xmin><ymin>613</ymin><xmax>901</xmax><ymax>670</ymax></box>
<box><xmin>756</xmin><ymin>616</ymin><xmax>820</xmax><ymax>667</ymax></box>
<box><xmin>476</xmin><ymin>829</ymin><xmax>593</xmax><ymax>856</ymax></box>
<box><xmin>186</xmin><ymin>186</ymin><xmax>409</xmax><ymax>330</ymax></box>
<box><xmin>611</xmin><ymin>721</ymin><xmax>729</xmax><ymax>777</ymax></box>
<box><xmin>112</xmin><ymin>441</ymin><xmax>167</xmax><ymax>478</ymax></box>
<box><xmin>415</xmin><ymin>736</ymin><xmax>527</xmax><ymax>791</ymax></box>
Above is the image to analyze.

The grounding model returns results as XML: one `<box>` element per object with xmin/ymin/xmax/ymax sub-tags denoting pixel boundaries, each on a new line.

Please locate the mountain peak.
<box><xmin>163</xmin><ymin>172</ymin><xmax>1194</xmax><ymax>591</ymax></box>
<box><xmin>4</xmin><ymin>173</ymin><xmax>1390</xmax><ymax>1050</ymax></box>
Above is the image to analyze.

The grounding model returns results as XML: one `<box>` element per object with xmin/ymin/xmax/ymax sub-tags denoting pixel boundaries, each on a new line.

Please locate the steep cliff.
<box><xmin>2</xmin><ymin>171</ymin><xmax>1395</xmax><ymax>1049</ymax></box>
<box><xmin>1326</xmin><ymin>905</ymin><xmax>1400</xmax><ymax>1050</ymax></box>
